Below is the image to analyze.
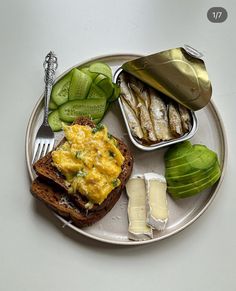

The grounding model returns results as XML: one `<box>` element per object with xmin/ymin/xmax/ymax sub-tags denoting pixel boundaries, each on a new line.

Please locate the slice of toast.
<box><xmin>31</xmin><ymin>117</ymin><xmax>133</xmax><ymax>227</ymax></box>
<box><xmin>31</xmin><ymin>177</ymin><xmax>123</xmax><ymax>227</ymax></box>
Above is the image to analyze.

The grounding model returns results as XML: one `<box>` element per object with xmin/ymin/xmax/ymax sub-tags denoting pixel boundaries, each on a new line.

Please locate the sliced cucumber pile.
<box><xmin>164</xmin><ymin>141</ymin><xmax>221</xmax><ymax>198</ymax></box>
<box><xmin>48</xmin><ymin>62</ymin><xmax>120</xmax><ymax>131</ymax></box>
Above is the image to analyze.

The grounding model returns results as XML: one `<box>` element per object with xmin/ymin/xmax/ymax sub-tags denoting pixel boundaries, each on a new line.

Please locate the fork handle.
<box><xmin>43</xmin><ymin>51</ymin><xmax>58</xmax><ymax>125</ymax></box>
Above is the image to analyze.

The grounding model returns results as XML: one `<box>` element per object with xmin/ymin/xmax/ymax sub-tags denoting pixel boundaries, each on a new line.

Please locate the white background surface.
<box><xmin>0</xmin><ymin>0</ymin><xmax>235</xmax><ymax>290</ymax></box>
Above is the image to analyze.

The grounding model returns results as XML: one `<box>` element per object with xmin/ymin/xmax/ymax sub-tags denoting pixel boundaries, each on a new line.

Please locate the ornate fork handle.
<box><xmin>43</xmin><ymin>51</ymin><xmax>58</xmax><ymax>125</ymax></box>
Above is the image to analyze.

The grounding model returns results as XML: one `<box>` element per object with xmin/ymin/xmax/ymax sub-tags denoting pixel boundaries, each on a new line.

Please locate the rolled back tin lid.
<box><xmin>121</xmin><ymin>46</ymin><xmax>212</xmax><ymax>111</ymax></box>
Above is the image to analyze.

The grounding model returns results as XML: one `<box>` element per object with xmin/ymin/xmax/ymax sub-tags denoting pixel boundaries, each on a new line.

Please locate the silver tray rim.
<box><xmin>25</xmin><ymin>53</ymin><xmax>228</xmax><ymax>246</ymax></box>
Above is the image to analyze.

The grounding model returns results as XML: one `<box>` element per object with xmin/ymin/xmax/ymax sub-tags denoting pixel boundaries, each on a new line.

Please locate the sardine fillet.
<box><xmin>168</xmin><ymin>103</ymin><xmax>183</xmax><ymax>137</ymax></box>
<box><xmin>119</xmin><ymin>73</ymin><xmax>138</xmax><ymax>115</ymax></box>
<box><xmin>138</xmin><ymin>100</ymin><xmax>157</xmax><ymax>142</ymax></box>
<box><xmin>121</xmin><ymin>97</ymin><xmax>144</xmax><ymax>139</ymax></box>
<box><xmin>178</xmin><ymin>104</ymin><xmax>192</xmax><ymax>133</ymax></box>
<box><xmin>149</xmin><ymin>91</ymin><xmax>172</xmax><ymax>141</ymax></box>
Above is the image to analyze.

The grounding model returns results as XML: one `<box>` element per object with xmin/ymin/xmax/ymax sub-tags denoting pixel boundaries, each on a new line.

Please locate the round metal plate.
<box><xmin>25</xmin><ymin>54</ymin><xmax>227</xmax><ymax>245</ymax></box>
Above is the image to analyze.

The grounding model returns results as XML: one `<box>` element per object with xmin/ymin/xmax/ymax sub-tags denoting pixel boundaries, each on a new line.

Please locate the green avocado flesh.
<box><xmin>165</xmin><ymin>144</ymin><xmax>216</xmax><ymax>169</ymax></box>
<box><xmin>167</xmin><ymin>164</ymin><xmax>221</xmax><ymax>194</ymax></box>
<box><xmin>164</xmin><ymin>141</ymin><xmax>192</xmax><ymax>161</ymax></box>
<box><xmin>166</xmin><ymin>162</ymin><xmax>219</xmax><ymax>186</ymax></box>
<box><xmin>165</xmin><ymin>141</ymin><xmax>221</xmax><ymax>198</ymax></box>
<box><xmin>168</xmin><ymin>171</ymin><xmax>221</xmax><ymax>198</ymax></box>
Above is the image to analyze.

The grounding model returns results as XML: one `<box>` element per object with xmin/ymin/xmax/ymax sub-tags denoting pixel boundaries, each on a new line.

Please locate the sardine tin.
<box><xmin>121</xmin><ymin>46</ymin><xmax>212</xmax><ymax>111</ymax></box>
<box><xmin>114</xmin><ymin>68</ymin><xmax>198</xmax><ymax>151</ymax></box>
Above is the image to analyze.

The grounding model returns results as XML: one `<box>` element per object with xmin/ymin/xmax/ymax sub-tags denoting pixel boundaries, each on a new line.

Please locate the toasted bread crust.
<box><xmin>31</xmin><ymin>117</ymin><xmax>133</xmax><ymax>227</ymax></box>
<box><xmin>31</xmin><ymin>177</ymin><xmax>123</xmax><ymax>227</ymax></box>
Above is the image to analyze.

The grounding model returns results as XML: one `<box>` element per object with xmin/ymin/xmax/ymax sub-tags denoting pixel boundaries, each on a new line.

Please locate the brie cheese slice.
<box><xmin>126</xmin><ymin>176</ymin><xmax>153</xmax><ymax>240</ymax></box>
<box><xmin>144</xmin><ymin>173</ymin><xmax>168</xmax><ymax>231</ymax></box>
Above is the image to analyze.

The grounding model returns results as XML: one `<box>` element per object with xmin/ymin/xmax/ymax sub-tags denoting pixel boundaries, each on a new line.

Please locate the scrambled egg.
<box><xmin>52</xmin><ymin>124</ymin><xmax>125</xmax><ymax>205</ymax></box>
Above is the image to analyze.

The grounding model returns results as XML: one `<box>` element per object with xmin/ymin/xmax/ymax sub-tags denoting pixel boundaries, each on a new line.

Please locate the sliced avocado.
<box><xmin>187</xmin><ymin>145</ymin><xmax>217</xmax><ymax>170</ymax></box>
<box><xmin>165</xmin><ymin>149</ymin><xmax>217</xmax><ymax>176</ymax></box>
<box><xmin>164</xmin><ymin>141</ymin><xmax>192</xmax><ymax>161</ymax></box>
<box><xmin>167</xmin><ymin>164</ymin><xmax>221</xmax><ymax>196</ymax></box>
<box><xmin>165</xmin><ymin>144</ymin><xmax>215</xmax><ymax>169</ymax></box>
<box><xmin>168</xmin><ymin>170</ymin><xmax>221</xmax><ymax>199</ymax></box>
<box><xmin>165</xmin><ymin>144</ymin><xmax>204</xmax><ymax>168</ymax></box>
<box><xmin>166</xmin><ymin>162</ymin><xmax>219</xmax><ymax>186</ymax></box>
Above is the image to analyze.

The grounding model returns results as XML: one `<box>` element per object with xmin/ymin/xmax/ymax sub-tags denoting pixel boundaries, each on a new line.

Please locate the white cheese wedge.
<box><xmin>144</xmin><ymin>173</ymin><xmax>168</xmax><ymax>231</ymax></box>
<box><xmin>126</xmin><ymin>175</ymin><xmax>153</xmax><ymax>240</ymax></box>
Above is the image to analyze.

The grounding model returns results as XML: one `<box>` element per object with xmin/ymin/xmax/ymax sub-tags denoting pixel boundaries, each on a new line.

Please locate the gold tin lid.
<box><xmin>122</xmin><ymin>46</ymin><xmax>212</xmax><ymax>111</ymax></box>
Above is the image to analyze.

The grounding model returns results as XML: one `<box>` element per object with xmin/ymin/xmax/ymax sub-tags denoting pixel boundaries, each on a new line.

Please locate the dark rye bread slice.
<box><xmin>32</xmin><ymin>117</ymin><xmax>133</xmax><ymax>224</ymax></box>
<box><xmin>31</xmin><ymin>177</ymin><xmax>122</xmax><ymax>228</ymax></box>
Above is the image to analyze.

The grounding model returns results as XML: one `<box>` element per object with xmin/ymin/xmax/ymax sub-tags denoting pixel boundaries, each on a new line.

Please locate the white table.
<box><xmin>1</xmin><ymin>1</ymin><xmax>235</xmax><ymax>290</ymax></box>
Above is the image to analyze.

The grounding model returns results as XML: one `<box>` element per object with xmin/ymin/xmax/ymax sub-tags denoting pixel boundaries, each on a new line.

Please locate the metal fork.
<box><xmin>32</xmin><ymin>51</ymin><xmax>58</xmax><ymax>164</ymax></box>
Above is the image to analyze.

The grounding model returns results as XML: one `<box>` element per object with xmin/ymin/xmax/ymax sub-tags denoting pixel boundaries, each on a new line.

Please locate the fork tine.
<box><xmin>48</xmin><ymin>142</ymin><xmax>54</xmax><ymax>153</ymax></box>
<box><xmin>42</xmin><ymin>142</ymin><xmax>49</xmax><ymax>157</ymax></box>
<box><xmin>32</xmin><ymin>140</ymin><xmax>40</xmax><ymax>164</ymax></box>
<box><xmin>37</xmin><ymin>142</ymin><xmax>45</xmax><ymax>161</ymax></box>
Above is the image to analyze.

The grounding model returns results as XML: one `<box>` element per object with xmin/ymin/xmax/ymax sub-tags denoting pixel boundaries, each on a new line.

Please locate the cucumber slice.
<box><xmin>49</xmin><ymin>100</ymin><xmax>58</xmax><ymax>110</ymax></box>
<box><xmin>94</xmin><ymin>74</ymin><xmax>106</xmax><ymax>84</ymax></box>
<box><xmin>87</xmin><ymin>83</ymin><xmax>107</xmax><ymax>99</ymax></box>
<box><xmin>58</xmin><ymin>98</ymin><xmax>106</xmax><ymax>123</ymax></box>
<box><xmin>108</xmin><ymin>83</ymin><xmax>120</xmax><ymax>102</ymax></box>
<box><xmin>69</xmin><ymin>68</ymin><xmax>92</xmax><ymax>100</ymax></box>
<box><xmin>97</xmin><ymin>77</ymin><xmax>114</xmax><ymax>99</ymax></box>
<box><xmin>48</xmin><ymin>110</ymin><xmax>63</xmax><ymax>132</ymax></box>
<box><xmin>51</xmin><ymin>71</ymin><xmax>72</xmax><ymax>106</ymax></box>
<box><xmin>89</xmin><ymin>62</ymin><xmax>112</xmax><ymax>79</ymax></box>
<box><xmin>80</xmin><ymin>67</ymin><xmax>98</xmax><ymax>80</ymax></box>
<box><xmin>91</xmin><ymin>118</ymin><xmax>101</xmax><ymax>124</ymax></box>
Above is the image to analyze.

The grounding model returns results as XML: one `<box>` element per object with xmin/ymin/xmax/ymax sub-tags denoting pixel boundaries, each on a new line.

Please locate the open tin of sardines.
<box><xmin>113</xmin><ymin>46</ymin><xmax>212</xmax><ymax>151</ymax></box>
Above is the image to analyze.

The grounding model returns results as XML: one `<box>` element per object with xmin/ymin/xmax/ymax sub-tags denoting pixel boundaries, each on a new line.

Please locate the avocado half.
<box><xmin>165</xmin><ymin>141</ymin><xmax>221</xmax><ymax>198</ymax></box>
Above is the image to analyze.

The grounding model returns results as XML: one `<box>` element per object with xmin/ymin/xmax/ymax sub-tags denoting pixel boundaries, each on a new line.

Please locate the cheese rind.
<box><xmin>144</xmin><ymin>173</ymin><xmax>168</xmax><ymax>231</ymax></box>
<box><xmin>126</xmin><ymin>175</ymin><xmax>153</xmax><ymax>240</ymax></box>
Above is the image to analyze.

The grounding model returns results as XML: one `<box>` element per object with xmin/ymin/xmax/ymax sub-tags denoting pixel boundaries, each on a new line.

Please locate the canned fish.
<box><xmin>114</xmin><ymin>68</ymin><xmax>198</xmax><ymax>151</ymax></box>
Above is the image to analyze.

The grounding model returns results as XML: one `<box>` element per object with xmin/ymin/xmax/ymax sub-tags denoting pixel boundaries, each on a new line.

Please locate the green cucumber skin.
<box><xmin>96</xmin><ymin>78</ymin><xmax>114</xmax><ymax>99</ymax></box>
<box><xmin>49</xmin><ymin>100</ymin><xmax>58</xmax><ymax>110</ymax></box>
<box><xmin>69</xmin><ymin>68</ymin><xmax>92</xmax><ymax>100</ymax></box>
<box><xmin>51</xmin><ymin>71</ymin><xmax>72</xmax><ymax>106</ymax></box>
<box><xmin>89</xmin><ymin>62</ymin><xmax>112</xmax><ymax>79</ymax></box>
<box><xmin>94</xmin><ymin>74</ymin><xmax>106</xmax><ymax>84</ymax></box>
<box><xmin>80</xmin><ymin>67</ymin><xmax>98</xmax><ymax>80</ymax></box>
<box><xmin>108</xmin><ymin>84</ymin><xmax>120</xmax><ymax>102</ymax></box>
<box><xmin>48</xmin><ymin>110</ymin><xmax>63</xmax><ymax>132</ymax></box>
<box><xmin>58</xmin><ymin>99</ymin><xmax>106</xmax><ymax>123</ymax></box>
<box><xmin>87</xmin><ymin>83</ymin><xmax>107</xmax><ymax>99</ymax></box>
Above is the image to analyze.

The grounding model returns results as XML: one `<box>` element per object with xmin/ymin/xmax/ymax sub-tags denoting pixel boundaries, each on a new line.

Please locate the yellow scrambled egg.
<box><xmin>51</xmin><ymin>124</ymin><xmax>125</xmax><ymax>205</ymax></box>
